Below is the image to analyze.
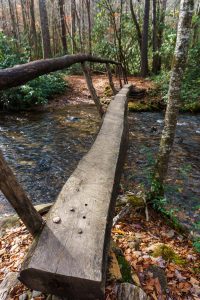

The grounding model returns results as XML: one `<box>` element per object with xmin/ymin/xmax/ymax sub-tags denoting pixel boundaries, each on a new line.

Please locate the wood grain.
<box><xmin>19</xmin><ymin>84</ymin><xmax>132</xmax><ymax>300</ymax></box>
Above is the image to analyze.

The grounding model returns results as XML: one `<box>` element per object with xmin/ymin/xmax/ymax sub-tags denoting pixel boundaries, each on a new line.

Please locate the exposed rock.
<box><xmin>0</xmin><ymin>202</ymin><xmax>52</xmax><ymax>236</ymax></box>
<box><xmin>117</xmin><ymin>283</ymin><xmax>149</xmax><ymax>300</ymax></box>
<box><xmin>19</xmin><ymin>292</ymin><xmax>27</xmax><ymax>300</ymax></box>
<box><xmin>147</xmin><ymin>265</ymin><xmax>167</xmax><ymax>293</ymax></box>
<box><xmin>32</xmin><ymin>290</ymin><xmax>42</xmax><ymax>298</ymax></box>
<box><xmin>34</xmin><ymin>203</ymin><xmax>53</xmax><ymax>215</ymax></box>
<box><xmin>0</xmin><ymin>272</ymin><xmax>19</xmax><ymax>300</ymax></box>
<box><xmin>165</xmin><ymin>229</ymin><xmax>175</xmax><ymax>238</ymax></box>
<box><xmin>0</xmin><ymin>216</ymin><xmax>20</xmax><ymax>237</ymax></box>
<box><xmin>107</xmin><ymin>250</ymin><xmax>122</xmax><ymax>282</ymax></box>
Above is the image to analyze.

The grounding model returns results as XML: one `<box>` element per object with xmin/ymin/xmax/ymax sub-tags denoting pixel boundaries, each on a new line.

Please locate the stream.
<box><xmin>0</xmin><ymin>106</ymin><xmax>199</xmax><ymax>233</ymax></box>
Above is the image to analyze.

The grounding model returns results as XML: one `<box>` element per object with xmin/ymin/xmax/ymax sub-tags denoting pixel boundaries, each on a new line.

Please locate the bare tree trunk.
<box><xmin>152</xmin><ymin>0</ymin><xmax>194</xmax><ymax>195</ymax></box>
<box><xmin>39</xmin><ymin>0</ymin><xmax>52</xmax><ymax>58</ymax></box>
<box><xmin>156</xmin><ymin>0</ymin><xmax>167</xmax><ymax>72</ymax></box>
<box><xmin>0</xmin><ymin>151</ymin><xmax>44</xmax><ymax>236</ymax></box>
<box><xmin>8</xmin><ymin>0</ymin><xmax>18</xmax><ymax>41</ymax></box>
<box><xmin>20</xmin><ymin>0</ymin><xmax>28</xmax><ymax>34</ymax></box>
<box><xmin>106</xmin><ymin>63</ymin><xmax>117</xmax><ymax>95</ymax></box>
<box><xmin>30</xmin><ymin>0</ymin><xmax>38</xmax><ymax>58</ymax></box>
<box><xmin>71</xmin><ymin>0</ymin><xmax>76</xmax><ymax>53</ymax></box>
<box><xmin>0</xmin><ymin>0</ymin><xmax>7</xmax><ymax>33</ymax></box>
<box><xmin>141</xmin><ymin>0</ymin><xmax>150</xmax><ymax>77</ymax></box>
<box><xmin>152</xmin><ymin>0</ymin><xmax>159</xmax><ymax>73</ymax></box>
<box><xmin>14</xmin><ymin>0</ymin><xmax>21</xmax><ymax>41</ymax></box>
<box><xmin>81</xmin><ymin>62</ymin><xmax>104</xmax><ymax>117</ymax></box>
<box><xmin>85</xmin><ymin>0</ymin><xmax>92</xmax><ymax>55</ymax></box>
<box><xmin>58</xmin><ymin>0</ymin><xmax>67</xmax><ymax>54</ymax></box>
<box><xmin>130</xmin><ymin>0</ymin><xmax>142</xmax><ymax>50</ymax></box>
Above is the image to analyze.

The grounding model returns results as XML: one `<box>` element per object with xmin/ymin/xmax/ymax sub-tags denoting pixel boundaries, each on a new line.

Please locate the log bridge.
<box><xmin>0</xmin><ymin>54</ymin><xmax>131</xmax><ymax>299</ymax></box>
<box><xmin>19</xmin><ymin>84</ymin><xmax>131</xmax><ymax>299</ymax></box>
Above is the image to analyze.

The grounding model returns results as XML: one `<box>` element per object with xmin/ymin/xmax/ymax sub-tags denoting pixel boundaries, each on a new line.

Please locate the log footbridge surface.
<box><xmin>0</xmin><ymin>54</ymin><xmax>131</xmax><ymax>299</ymax></box>
<box><xmin>20</xmin><ymin>84</ymin><xmax>131</xmax><ymax>299</ymax></box>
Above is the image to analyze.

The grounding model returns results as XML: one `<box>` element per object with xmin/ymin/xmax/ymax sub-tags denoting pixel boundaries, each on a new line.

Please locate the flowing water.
<box><xmin>0</xmin><ymin>106</ymin><xmax>199</xmax><ymax>233</ymax></box>
<box><xmin>0</xmin><ymin>105</ymin><xmax>100</xmax><ymax>215</ymax></box>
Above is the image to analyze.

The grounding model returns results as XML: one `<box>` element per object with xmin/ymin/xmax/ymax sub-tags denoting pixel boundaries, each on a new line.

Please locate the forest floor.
<box><xmin>0</xmin><ymin>76</ymin><xmax>199</xmax><ymax>300</ymax></box>
<box><xmin>46</xmin><ymin>74</ymin><xmax>155</xmax><ymax>109</ymax></box>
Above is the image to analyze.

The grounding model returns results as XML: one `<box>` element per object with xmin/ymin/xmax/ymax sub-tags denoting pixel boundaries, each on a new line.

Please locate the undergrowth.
<box><xmin>0</xmin><ymin>33</ymin><xmax>67</xmax><ymax>110</ymax></box>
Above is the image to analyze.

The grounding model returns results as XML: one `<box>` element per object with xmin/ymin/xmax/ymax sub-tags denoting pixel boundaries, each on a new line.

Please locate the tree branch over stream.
<box><xmin>0</xmin><ymin>54</ymin><xmax>120</xmax><ymax>90</ymax></box>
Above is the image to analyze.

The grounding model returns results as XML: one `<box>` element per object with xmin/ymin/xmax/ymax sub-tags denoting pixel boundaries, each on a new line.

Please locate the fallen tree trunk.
<box><xmin>0</xmin><ymin>54</ymin><xmax>120</xmax><ymax>91</ymax></box>
<box><xmin>0</xmin><ymin>151</ymin><xmax>44</xmax><ymax>236</ymax></box>
<box><xmin>19</xmin><ymin>84</ymin><xmax>132</xmax><ymax>300</ymax></box>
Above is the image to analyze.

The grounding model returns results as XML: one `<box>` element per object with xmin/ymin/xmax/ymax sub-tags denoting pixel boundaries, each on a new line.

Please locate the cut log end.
<box><xmin>19</xmin><ymin>269</ymin><xmax>104</xmax><ymax>300</ymax></box>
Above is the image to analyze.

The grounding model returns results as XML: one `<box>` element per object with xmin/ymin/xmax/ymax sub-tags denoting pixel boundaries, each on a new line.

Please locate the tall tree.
<box><xmin>71</xmin><ymin>0</ymin><xmax>76</xmax><ymax>53</ymax></box>
<box><xmin>141</xmin><ymin>0</ymin><xmax>150</xmax><ymax>77</ymax></box>
<box><xmin>152</xmin><ymin>0</ymin><xmax>194</xmax><ymax>195</ymax></box>
<box><xmin>85</xmin><ymin>0</ymin><xmax>92</xmax><ymax>55</ymax></box>
<box><xmin>130</xmin><ymin>0</ymin><xmax>142</xmax><ymax>50</ymax></box>
<box><xmin>8</xmin><ymin>0</ymin><xmax>18</xmax><ymax>41</ymax></box>
<box><xmin>152</xmin><ymin>0</ymin><xmax>159</xmax><ymax>73</ymax></box>
<box><xmin>58</xmin><ymin>0</ymin><xmax>68</xmax><ymax>54</ymax></box>
<box><xmin>156</xmin><ymin>0</ymin><xmax>167</xmax><ymax>73</ymax></box>
<box><xmin>39</xmin><ymin>0</ymin><xmax>52</xmax><ymax>58</ymax></box>
<box><xmin>30</xmin><ymin>0</ymin><xmax>38</xmax><ymax>58</ymax></box>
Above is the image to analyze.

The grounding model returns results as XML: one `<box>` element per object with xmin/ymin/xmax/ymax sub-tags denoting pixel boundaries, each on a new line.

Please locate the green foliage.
<box><xmin>117</xmin><ymin>255</ymin><xmax>132</xmax><ymax>283</ymax></box>
<box><xmin>193</xmin><ymin>238</ymin><xmax>200</xmax><ymax>253</ymax></box>
<box><xmin>152</xmin><ymin>244</ymin><xmax>186</xmax><ymax>266</ymax></box>
<box><xmin>152</xmin><ymin>27</ymin><xmax>200</xmax><ymax>112</ymax></box>
<box><xmin>0</xmin><ymin>33</ymin><xmax>67</xmax><ymax>110</ymax></box>
<box><xmin>0</xmin><ymin>73</ymin><xmax>67</xmax><ymax>110</ymax></box>
<box><xmin>92</xmin><ymin>0</ymin><xmax>141</xmax><ymax>74</ymax></box>
<box><xmin>0</xmin><ymin>33</ymin><xmax>29</xmax><ymax>68</ymax></box>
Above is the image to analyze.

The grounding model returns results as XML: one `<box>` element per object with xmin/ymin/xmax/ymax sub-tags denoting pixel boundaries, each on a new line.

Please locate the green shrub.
<box><xmin>0</xmin><ymin>33</ymin><xmax>67</xmax><ymax>110</ymax></box>
<box><xmin>0</xmin><ymin>73</ymin><xmax>67</xmax><ymax>110</ymax></box>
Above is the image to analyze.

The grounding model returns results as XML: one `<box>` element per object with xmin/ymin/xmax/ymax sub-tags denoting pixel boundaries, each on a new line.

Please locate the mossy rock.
<box><xmin>104</xmin><ymin>85</ymin><xmax>113</xmax><ymax>97</ymax></box>
<box><xmin>110</xmin><ymin>240</ymin><xmax>132</xmax><ymax>283</ymax></box>
<box><xmin>152</xmin><ymin>243</ymin><xmax>186</xmax><ymax>266</ymax></box>
<box><xmin>127</xmin><ymin>194</ymin><xmax>144</xmax><ymax>208</ymax></box>
<box><xmin>147</xmin><ymin>265</ymin><xmax>167</xmax><ymax>292</ymax></box>
<box><xmin>128</xmin><ymin>102</ymin><xmax>151</xmax><ymax>112</ymax></box>
<box><xmin>117</xmin><ymin>255</ymin><xmax>133</xmax><ymax>283</ymax></box>
<box><xmin>128</xmin><ymin>101</ymin><xmax>164</xmax><ymax>112</ymax></box>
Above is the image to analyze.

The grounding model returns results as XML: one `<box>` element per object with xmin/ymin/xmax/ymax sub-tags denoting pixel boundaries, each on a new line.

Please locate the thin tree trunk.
<box><xmin>0</xmin><ymin>0</ymin><xmax>7</xmax><ymax>33</ymax></box>
<box><xmin>130</xmin><ymin>0</ymin><xmax>142</xmax><ymax>50</ymax></box>
<box><xmin>156</xmin><ymin>0</ymin><xmax>167</xmax><ymax>72</ymax></box>
<box><xmin>58</xmin><ymin>0</ymin><xmax>67</xmax><ymax>54</ymax></box>
<box><xmin>152</xmin><ymin>0</ymin><xmax>159</xmax><ymax>74</ymax></box>
<box><xmin>106</xmin><ymin>63</ymin><xmax>117</xmax><ymax>95</ymax></box>
<box><xmin>20</xmin><ymin>0</ymin><xmax>28</xmax><ymax>33</ymax></box>
<box><xmin>141</xmin><ymin>0</ymin><xmax>150</xmax><ymax>77</ymax></box>
<box><xmin>14</xmin><ymin>0</ymin><xmax>20</xmax><ymax>41</ymax></box>
<box><xmin>8</xmin><ymin>0</ymin><xmax>18</xmax><ymax>41</ymax></box>
<box><xmin>85</xmin><ymin>0</ymin><xmax>92</xmax><ymax>55</ymax></box>
<box><xmin>0</xmin><ymin>151</ymin><xmax>44</xmax><ymax>236</ymax></box>
<box><xmin>30</xmin><ymin>0</ymin><xmax>38</xmax><ymax>58</ymax></box>
<box><xmin>81</xmin><ymin>62</ymin><xmax>104</xmax><ymax>118</ymax></box>
<box><xmin>39</xmin><ymin>0</ymin><xmax>52</xmax><ymax>58</ymax></box>
<box><xmin>152</xmin><ymin>0</ymin><xmax>194</xmax><ymax>195</ymax></box>
<box><xmin>71</xmin><ymin>0</ymin><xmax>76</xmax><ymax>53</ymax></box>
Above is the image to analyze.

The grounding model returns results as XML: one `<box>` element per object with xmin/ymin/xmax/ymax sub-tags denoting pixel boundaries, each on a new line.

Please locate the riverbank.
<box><xmin>0</xmin><ymin>203</ymin><xmax>199</xmax><ymax>300</ymax></box>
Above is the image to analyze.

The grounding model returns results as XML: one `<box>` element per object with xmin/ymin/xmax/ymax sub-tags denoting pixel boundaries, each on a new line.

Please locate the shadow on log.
<box><xmin>19</xmin><ymin>84</ymin><xmax>132</xmax><ymax>300</ymax></box>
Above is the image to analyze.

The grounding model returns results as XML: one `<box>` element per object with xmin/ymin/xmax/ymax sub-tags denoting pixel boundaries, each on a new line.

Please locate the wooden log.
<box><xmin>106</xmin><ymin>63</ymin><xmax>117</xmax><ymax>95</ymax></box>
<box><xmin>0</xmin><ymin>151</ymin><xmax>44</xmax><ymax>236</ymax></box>
<box><xmin>0</xmin><ymin>54</ymin><xmax>120</xmax><ymax>91</ymax></box>
<box><xmin>19</xmin><ymin>84</ymin><xmax>132</xmax><ymax>300</ymax></box>
<box><xmin>81</xmin><ymin>62</ymin><xmax>104</xmax><ymax>118</ymax></box>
